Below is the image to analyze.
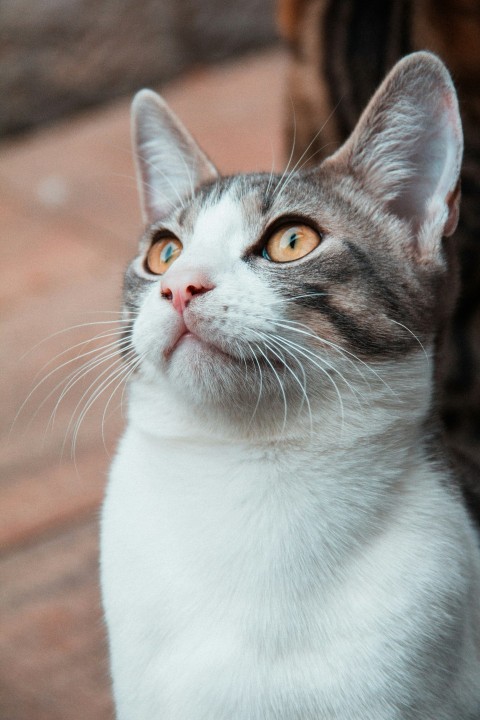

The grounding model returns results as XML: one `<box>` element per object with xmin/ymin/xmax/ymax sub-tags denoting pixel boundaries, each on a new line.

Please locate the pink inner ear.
<box><xmin>416</xmin><ymin>89</ymin><xmax>462</xmax><ymax>236</ymax></box>
<box><xmin>323</xmin><ymin>53</ymin><xmax>463</xmax><ymax>242</ymax></box>
<box><xmin>132</xmin><ymin>89</ymin><xmax>219</xmax><ymax>225</ymax></box>
<box><xmin>444</xmin><ymin>180</ymin><xmax>461</xmax><ymax>237</ymax></box>
<box><xmin>387</xmin><ymin>86</ymin><xmax>462</xmax><ymax>235</ymax></box>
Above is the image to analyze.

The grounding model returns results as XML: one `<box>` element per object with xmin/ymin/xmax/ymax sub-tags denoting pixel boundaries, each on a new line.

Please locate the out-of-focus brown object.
<box><xmin>0</xmin><ymin>0</ymin><xmax>277</xmax><ymax>138</ymax></box>
<box><xmin>278</xmin><ymin>0</ymin><xmax>480</xmax><ymax>518</ymax></box>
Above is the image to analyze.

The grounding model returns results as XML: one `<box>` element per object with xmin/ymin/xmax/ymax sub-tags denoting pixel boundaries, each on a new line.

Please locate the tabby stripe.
<box><xmin>291</xmin><ymin>281</ymin><xmax>415</xmax><ymax>357</ymax></box>
<box><xmin>316</xmin><ymin>296</ymin><xmax>415</xmax><ymax>356</ymax></box>
<box><xmin>324</xmin><ymin>0</ymin><xmax>356</xmax><ymax>140</ymax></box>
<box><xmin>323</xmin><ymin>0</ymin><xmax>412</xmax><ymax>141</ymax></box>
<box><xmin>342</xmin><ymin>241</ymin><xmax>407</xmax><ymax>320</ymax></box>
<box><xmin>288</xmin><ymin>283</ymin><xmax>328</xmax><ymax>310</ymax></box>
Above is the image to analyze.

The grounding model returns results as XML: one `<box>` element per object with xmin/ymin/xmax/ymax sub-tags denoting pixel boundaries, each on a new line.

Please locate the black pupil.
<box><xmin>163</xmin><ymin>242</ymin><xmax>175</xmax><ymax>262</ymax></box>
<box><xmin>288</xmin><ymin>232</ymin><xmax>298</xmax><ymax>249</ymax></box>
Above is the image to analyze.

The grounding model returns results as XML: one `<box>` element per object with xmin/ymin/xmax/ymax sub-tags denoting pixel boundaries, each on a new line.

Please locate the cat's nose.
<box><xmin>160</xmin><ymin>271</ymin><xmax>214</xmax><ymax>314</ymax></box>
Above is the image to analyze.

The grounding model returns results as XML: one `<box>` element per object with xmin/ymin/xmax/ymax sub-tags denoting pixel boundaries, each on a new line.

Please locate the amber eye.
<box><xmin>146</xmin><ymin>236</ymin><xmax>183</xmax><ymax>275</ymax></box>
<box><xmin>263</xmin><ymin>224</ymin><xmax>321</xmax><ymax>263</ymax></box>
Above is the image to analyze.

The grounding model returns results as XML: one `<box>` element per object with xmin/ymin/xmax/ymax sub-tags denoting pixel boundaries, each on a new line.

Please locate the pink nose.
<box><xmin>160</xmin><ymin>270</ymin><xmax>214</xmax><ymax>314</ymax></box>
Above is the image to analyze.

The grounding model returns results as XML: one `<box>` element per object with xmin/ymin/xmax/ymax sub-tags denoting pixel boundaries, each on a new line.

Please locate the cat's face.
<box><xmin>123</xmin><ymin>52</ymin><xmax>463</xmax><ymax>430</ymax></box>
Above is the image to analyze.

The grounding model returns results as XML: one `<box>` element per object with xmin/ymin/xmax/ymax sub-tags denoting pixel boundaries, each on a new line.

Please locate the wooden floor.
<box><xmin>0</xmin><ymin>48</ymin><xmax>285</xmax><ymax>720</ymax></box>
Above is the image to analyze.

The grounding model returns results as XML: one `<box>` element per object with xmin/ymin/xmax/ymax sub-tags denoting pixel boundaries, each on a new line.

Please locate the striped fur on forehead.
<box><xmin>139</xmin><ymin>173</ymin><xmax>275</xmax><ymax>245</ymax></box>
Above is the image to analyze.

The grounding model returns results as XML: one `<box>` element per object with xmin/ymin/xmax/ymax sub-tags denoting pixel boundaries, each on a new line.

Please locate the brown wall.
<box><xmin>0</xmin><ymin>0</ymin><xmax>277</xmax><ymax>137</ymax></box>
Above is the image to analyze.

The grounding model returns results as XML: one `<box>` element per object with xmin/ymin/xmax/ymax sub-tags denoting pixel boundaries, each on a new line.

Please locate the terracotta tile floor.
<box><xmin>0</xmin><ymin>48</ymin><xmax>286</xmax><ymax>720</ymax></box>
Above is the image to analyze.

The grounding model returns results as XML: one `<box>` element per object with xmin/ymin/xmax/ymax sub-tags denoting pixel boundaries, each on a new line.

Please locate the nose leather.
<box><xmin>160</xmin><ymin>270</ymin><xmax>214</xmax><ymax>314</ymax></box>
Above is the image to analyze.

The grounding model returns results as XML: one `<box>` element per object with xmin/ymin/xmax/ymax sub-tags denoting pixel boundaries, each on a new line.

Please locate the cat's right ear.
<box><xmin>131</xmin><ymin>90</ymin><xmax>219</xmax><ymax>225</ymax></box>
<box><xmin>323</xmin><ymin>52</ymin><xmax>463</xmax><ymax>254</ymax></box>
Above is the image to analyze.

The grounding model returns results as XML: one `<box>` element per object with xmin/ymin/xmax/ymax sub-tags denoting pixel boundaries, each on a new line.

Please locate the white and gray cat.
<box><xmin>100</xmin><ymin>52</ymin><xmax>480</xmax><ymax>719</ymax></box>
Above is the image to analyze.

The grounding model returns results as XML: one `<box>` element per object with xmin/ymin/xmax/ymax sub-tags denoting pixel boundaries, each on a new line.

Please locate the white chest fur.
<box><xmin>102</xmin><ymin>51</ymin><xmax>480</xmax><ymax>719</ymax></box>
<box><xmin>100</xmin><ymin>388</ymin><xmax>480</xmax><ymax>720</ymax></box>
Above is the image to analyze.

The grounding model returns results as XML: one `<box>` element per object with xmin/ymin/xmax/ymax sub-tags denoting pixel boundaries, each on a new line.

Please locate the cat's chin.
<box><xmin>164</xmin><ymin>330</ymin><xmax>241</xmax><ymax>388</ymax></box>
<box><xmin>160</xmin><ymin>342</ymin><xmax>319</xmax><ymax>433</ymax></box>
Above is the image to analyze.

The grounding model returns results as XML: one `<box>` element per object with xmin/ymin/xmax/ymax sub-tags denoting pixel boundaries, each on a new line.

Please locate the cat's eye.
<box><xmin>146</xmin><ymin>236</ymin><xmax>183</xmax><ymax>275</ymax></box>
<box><xmin>262</xmin><ymin>224</ymin><xmax>321</xmax><ymax>263</ymax></box>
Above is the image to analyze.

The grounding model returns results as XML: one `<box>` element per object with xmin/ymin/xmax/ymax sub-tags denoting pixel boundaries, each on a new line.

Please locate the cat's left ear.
<box><xmin>132</xmin><ymin>90</ymin><xmax>219</xmax><ymax>225</ymax></box>
<box><xmin>325</xmin><ymin>52</ymin><xmax>463</xmax><ymax>250</ymax></box>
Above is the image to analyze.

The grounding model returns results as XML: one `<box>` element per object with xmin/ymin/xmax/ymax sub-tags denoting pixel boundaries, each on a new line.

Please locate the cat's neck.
<box><xmin>116</xmin><ymin>354</ymin><xmax>440</xmax><ymax>588</ymax></box>
<box><xmin>126</xmin><ymin>352</ymin><xmax>434</xmax><ymax>473</ymax></box>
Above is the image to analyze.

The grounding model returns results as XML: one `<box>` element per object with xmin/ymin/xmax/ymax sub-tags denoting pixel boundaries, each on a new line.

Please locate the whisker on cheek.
<box><xmin>66</xmin><ymin>349</ymin><xmax>139</xmax><ymax>464</ymax></box>
<box><xmin>255</xmin><ymin>330</ymin><xmax>313</xmax><ymax>434</ymax></box>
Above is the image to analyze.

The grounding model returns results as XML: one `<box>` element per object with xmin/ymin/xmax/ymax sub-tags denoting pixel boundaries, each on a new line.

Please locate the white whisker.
<box><xmin>244</xmin><ymin>339</ymin><xmax>264</xmax><ymax>429</ymax></box>
<box><xmin>66</xmin><ymin>349</ymin><xmax>138</xmax><ymax>462</ymax></box>
<box><xmin>264</xmin><ymin>137</ymin><xmax>277</xmax><ymax>198</ymax></box>
<box><xmin>254</xmin><ymin>344</ymin><xmax>289</xmax><ymax>433</ymax></box>
<box><xmin>271</xmin><ymin>94</ymin><xmax>297</xmax><ymax>199</ymax></box>
<box><xmin>255</xmin><ymin>331</ymin><xmax>314</xmax><ymax>435</ymax></box>
<box><xmin>12</xmin><ymin>336</ymin><xmax>131</xmax><ymax>434</ymax></box>
<box><xmin>272</xmin><ymin>97</ymin><xmax>343</xmax><ymax>202</ymax></box>
<box><xmin>271</xmin><ymin>333</ymin><xmax>365</xmax><ymax>424</ymax></box>
<box><xmin>45</xmin><ymin>340</ymin><xmax>133</xmax><ymax>436</ymax></box>
<box><xmin>20</xmin><ymin>318</ymin><xmax>134</xmax><ymax>361</ymax></box>
<box><xmin>390</xmin><ymin>319</ymin><xmax>430</xmax><ymax>365</ymax></box>
<box><xmin>272</xmin><ymin>318</ymin><xmax>396</xmax><ymax>396</ymax></box>
<box><xmin>269</xmin><ymin>292</ymin><xmax>328</xmax><ymax>306</ymax></box>
<box><xmin>33</xmin><ymin>328</ymin><xmax>129</xmax><ymax>381</ymax></box>
<box><xmin>100</xmin><ymin>355</ymin><xmax>144</xmax><ymax>454</ymax></box>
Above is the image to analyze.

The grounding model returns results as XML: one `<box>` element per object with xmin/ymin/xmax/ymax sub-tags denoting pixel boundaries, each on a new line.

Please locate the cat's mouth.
<box><xmin>164</xmin><ymin>321</ymin><xmax>285</xmax><ymax>370</ymax></box>
<box><xmin>169</xmin><ymin>330</ymin><xmax>200</xmax><ymax>354</ymax></box>
<box><xmin>164</xmin><ymin>325</ymin><xmax>235</xmax><ymax>363</ymax></box>
<box><xmin>164</xmin><ymin>327</ymin><xmax>197</xmax><ymax>358</ymax></box>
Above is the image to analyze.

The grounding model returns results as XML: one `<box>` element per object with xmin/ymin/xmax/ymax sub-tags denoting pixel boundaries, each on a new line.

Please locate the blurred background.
<box><xmin>0</xmin><ymin>1</ymin><xmax>283</xmax><ymax>718</ymax></box>
<box><xmin>1</xmin><ymin>1</ymin><xmax>479</xmax><ymax>718</ymax></box>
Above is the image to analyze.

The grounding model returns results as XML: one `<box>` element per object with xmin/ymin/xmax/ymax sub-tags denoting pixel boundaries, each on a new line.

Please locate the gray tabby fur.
<box><xmin>101</xmin><ymin>52</ymin><xmax>480</xmax><ymax>719</ymax></box>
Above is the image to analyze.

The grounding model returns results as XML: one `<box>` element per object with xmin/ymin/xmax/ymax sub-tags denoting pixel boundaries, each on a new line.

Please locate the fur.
<box><xmin>278</xmin><ymin>0</ymin><xmax>480</xmax><ymax>514</ymax></box>
<box><xmin>101</xmin><ymin>53</ymin><xmax>480</xmax><ymax>719</ymax></box>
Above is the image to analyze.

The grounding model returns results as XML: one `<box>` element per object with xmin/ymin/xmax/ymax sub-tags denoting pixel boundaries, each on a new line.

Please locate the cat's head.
<box><xmin>123</xmin><ymin>52</ymin><xmax>462</xmax><ymax>435</ymax></box>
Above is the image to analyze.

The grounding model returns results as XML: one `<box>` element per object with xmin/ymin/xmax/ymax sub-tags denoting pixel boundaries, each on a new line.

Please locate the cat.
<box><xmin>277</xmin><ymin>0</ymin><xmax>480</xmax><ymax>521</ymax></box>
<box><xmin>100</xmin><ymin>52</ymin><xmax>480</xmax><ymax>719</ymax></box>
